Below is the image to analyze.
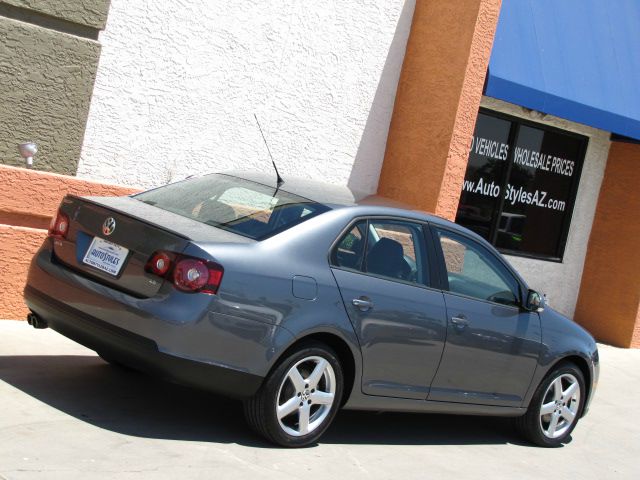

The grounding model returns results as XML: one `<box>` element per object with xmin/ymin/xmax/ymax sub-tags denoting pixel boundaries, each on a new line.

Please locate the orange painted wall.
<box><xmin>0</xmin><ymin>165</ymin><xmax>139</xmax><ymax>319</ymax></box>
<box><xmin>574</xmin><ymin>142</ymin><xmax>640</xmax><ymax>348</ymax></box>
<box><xmin>0</xmin><ymin>226</ymin><xmax>48</xmax><ymax>319</ymax></box>
<box><xmin>378</xmin><ymin>0</ymin><xmax>501</xmax><ymax>220</ymax></box>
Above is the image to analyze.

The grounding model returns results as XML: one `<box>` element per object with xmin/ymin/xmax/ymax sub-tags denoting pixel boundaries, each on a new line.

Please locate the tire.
<box><xmin>516</xmin><ymin>362</ymin><xmax>585</xmax><ymax>447</ymax></box>
<box><xmin>243</xmin><ymin>341</ymin><xmax>343</xmax><ymax>447</ymax></box>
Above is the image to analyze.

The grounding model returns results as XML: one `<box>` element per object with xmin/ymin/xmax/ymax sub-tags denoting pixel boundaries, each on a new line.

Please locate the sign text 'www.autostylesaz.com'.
<box><xmin>462</xmin><ymin>177</ymin><xmax>567</xmax><ymax>212</ymax></box>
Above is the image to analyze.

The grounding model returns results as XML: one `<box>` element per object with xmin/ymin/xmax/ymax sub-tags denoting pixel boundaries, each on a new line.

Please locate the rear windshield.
<box><xmin>134</xmin><ymin>174</ymin><xmax>330</xmax><ymax>240</ymax></box>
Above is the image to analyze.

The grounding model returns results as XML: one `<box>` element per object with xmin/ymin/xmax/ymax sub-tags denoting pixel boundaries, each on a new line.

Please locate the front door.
<box><xmin>428</xmin><ymin>227</ymin><xmax>541</xmax><ymax>407</ymax></box>
<box><xmin>330</xmin><ymin>219</ymin><xmax>447</xmax><ymax>399</ymax></box>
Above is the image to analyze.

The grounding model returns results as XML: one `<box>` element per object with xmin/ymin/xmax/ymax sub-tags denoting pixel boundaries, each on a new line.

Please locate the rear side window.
<box><xmin>135</xmin><ymin>174</ymin><xmax>329</xmax><ymax>240</ymax></box>
<box><xmin>333</xmin><ymin>222</ymin><xmax>367</xmax><ymax>271</ymax></box>
<box><xmin>331</xmin><ymin>219</ymin><xmax>428</xmax><ymax>286</ymax></box>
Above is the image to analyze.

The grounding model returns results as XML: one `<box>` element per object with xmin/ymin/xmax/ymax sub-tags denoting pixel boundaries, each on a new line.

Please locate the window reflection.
<box><xmin>456</xmin><ymin>111</ymin><xmax>587</xmax><ymax>260</ymax></box>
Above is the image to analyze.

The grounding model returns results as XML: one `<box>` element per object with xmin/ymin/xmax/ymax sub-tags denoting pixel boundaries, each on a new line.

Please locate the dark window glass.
<box><xmin>332</xmin><ymin>221</ymin><xmax>367</xmax><ymax>271</ymax></box>
<box><xmin>456</xmin><ymin>110</ymin><xmax>587</xmax><ymax>261</ymax></box>
<box><xmin>497</xmin><ymin>125</ymin><xmax>584</xmax><ymax>256</ymax></box>
<box><xmin>135</xmin><ymin>174</ymin><xmax>330</xmax><ymax>240</ymax></box>
<box><xmin>331</xmin><ymin>219</ymin><xmax>428</xmax><ymax>286</ymax></box>
<box><xmin>456</xmin><ymin>113</ymin><xmax>512</xmax><ymax>241</ymax></box>
<box><xmin>367</xmin><ymin>221</ymin><xmax>427</xmax><ymax>285</ymax></box>
<box><xmin>436</xmin><ymin>228</ymin><xmax>520</xmax><ymax>307</ymax></box>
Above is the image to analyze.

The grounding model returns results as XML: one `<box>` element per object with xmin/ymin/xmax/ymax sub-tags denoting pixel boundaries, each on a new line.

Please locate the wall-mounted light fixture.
<box><xmin>18</xmin><ymin>142</ymin><xmax>38</xmax><ymax>168</ymax></box>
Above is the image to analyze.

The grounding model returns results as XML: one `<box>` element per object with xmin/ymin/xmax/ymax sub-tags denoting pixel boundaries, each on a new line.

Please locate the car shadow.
<box><xmin>0</xmin><ymin>354</ymin><xmax>534</xmax><ymax>448</ymax></box>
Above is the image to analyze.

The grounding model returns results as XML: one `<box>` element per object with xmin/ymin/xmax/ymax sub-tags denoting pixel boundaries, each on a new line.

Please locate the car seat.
<box><xmin>366</xmin><ymin>238</ymin><xmax>411</xmax><ymax>280</ymax></box>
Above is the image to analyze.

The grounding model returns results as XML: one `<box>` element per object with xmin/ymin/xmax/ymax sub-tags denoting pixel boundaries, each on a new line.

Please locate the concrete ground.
<box><xmin>0</xmin><ymin>320</ymin><xmax>638</xmax><ymax>480</ymax></box>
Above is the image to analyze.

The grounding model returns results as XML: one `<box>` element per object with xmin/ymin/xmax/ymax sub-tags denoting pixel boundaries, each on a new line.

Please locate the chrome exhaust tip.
<box><xmin>27</xmin><ymin>312</ymin><xmax>48</xmax><ymax>329</ymax></box>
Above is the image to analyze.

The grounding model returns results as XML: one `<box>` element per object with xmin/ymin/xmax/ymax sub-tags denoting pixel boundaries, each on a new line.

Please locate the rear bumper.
<box><xmin>22</xmin><ymin>241</ymin><xmax>295</xmax><ymax>399</ymax></box>
<box><xmin>25</xmin><ymin>285</ymin><xmax>263</xmax><ymax>398</ymax></box>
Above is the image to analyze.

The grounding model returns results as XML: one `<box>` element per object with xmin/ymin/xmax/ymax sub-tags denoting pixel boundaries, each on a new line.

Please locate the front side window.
<box><xmin>135</xmin><ymin>174</ymin><xmax>330</xmax><ymax>240</ymax></box>
<box><xmin>332</xmin><ymin>219</ymin><xmax>428</xmax><ymax>286</ymax></box>
<box><xmin>436</xmin><ymin>228</ymin><xmax>520</xmax><ymax>307</ymax></box>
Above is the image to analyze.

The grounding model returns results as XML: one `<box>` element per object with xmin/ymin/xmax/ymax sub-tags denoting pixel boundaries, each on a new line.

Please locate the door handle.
<box><xmin>451</xmin><ymin>315</ymin><xmax>469</xmax><ymax>332</ymax></box>
<box><xmin>352</xmin><ymin>297</ymin><xmax>373</xmax><ymax>312</ymax></box>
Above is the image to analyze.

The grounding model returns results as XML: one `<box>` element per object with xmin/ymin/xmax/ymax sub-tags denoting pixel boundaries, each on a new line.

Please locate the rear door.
<box><xmin>428</xmin><ymin>226</ymin><xmax>541</xmax><ymax>407</ymax></box>
<box><xmin>330</xmin><ymin>218</ymin><xmax>447</xmax><ymax>399</ymax></box>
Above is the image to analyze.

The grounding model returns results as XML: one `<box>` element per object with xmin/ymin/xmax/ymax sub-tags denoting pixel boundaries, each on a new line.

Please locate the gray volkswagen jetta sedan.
<box><xmin>24</xmin><ymin>171</ymin><xmax>599</xmax><ymax>447</ymax></box>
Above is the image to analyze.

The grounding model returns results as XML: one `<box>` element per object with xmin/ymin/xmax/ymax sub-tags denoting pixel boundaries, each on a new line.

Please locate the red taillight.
<box><xmin>173</xmin><ymin>259</ymin><xmax>209</xmax><ymax>292</ymax></box>
<box><xmin>204</xmin><ymin>266</ymin><xmax>224</xmax><ymax>294</ymax></box>
<box><xmin>173</xmin><ymin>258</ymin><xmax>224</xmax><ymax>294</ymax></box>
<box><xmin>145</xmin><ymin>251</ymin><xmax>223</xmax><ymax>295</ymax></box>
<box><xmin>48</xmin><ymin>210</ymin><xmax>69</xmax><ymax>238</ymax></box>
<box><xmin>145</xmin><ymin>251</ymin><xmax>172</xmax><ymax>276</ymax></box>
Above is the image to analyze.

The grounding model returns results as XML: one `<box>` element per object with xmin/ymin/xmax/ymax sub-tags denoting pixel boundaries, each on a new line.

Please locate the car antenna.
<box><xmin>254</xmin><ymin>113</ymin><xmax>284</xmax><ymax>190</ymax></box>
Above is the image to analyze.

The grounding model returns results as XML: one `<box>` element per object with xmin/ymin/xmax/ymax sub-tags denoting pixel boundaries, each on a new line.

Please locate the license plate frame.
<box><xmin>82</xmin><ymin>237</ymin><xmax>129</xmax><ymax>277</ymax></box>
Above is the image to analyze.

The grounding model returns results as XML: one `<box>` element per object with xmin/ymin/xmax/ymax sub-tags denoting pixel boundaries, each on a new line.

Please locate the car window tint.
<box><xmin>134</xmin><ymin>174</ymin><xmax>330</xmax><ymax>240</ymax></box>
<box><xmin>436</xmin><ymin>229</ymin><xmax>519</xmax><ymax>306</ymax></box>
<box><xmin>367</xmin><ymin>221</ymin><xmax>426</xmax><ymax>285</ymax></box>
<box><xmin>332</xmin><ymin>221</ymin><xmax>366</xmax><ymax>271</ymax></box>
<box><xmin>217</xmin><ymin>187</ymin><xmax>274</xmax><ymax>224</ymax></box>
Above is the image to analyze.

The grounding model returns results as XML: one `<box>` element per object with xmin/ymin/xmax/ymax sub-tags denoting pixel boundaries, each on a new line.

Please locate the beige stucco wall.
<box><xmin>0</xmin><ymin>0</ymin><xmax>110</xmax><ymax>174</ymax></box>
<box><xmin>1</xmin><ymin>0</ymin><xmax>110</xmax><ymax>29</ymax></box>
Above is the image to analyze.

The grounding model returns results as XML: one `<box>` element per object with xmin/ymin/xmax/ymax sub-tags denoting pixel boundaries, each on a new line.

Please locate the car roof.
<box><xmin>220</xmin><ymin>170</ymin><xmax>465</xmax><ymax>233</ymax></box>
<box><xmin>220</xmin><ymin>170</ymin><xmax>368</xmax><ymax>206</ymax></box>
<box><xmin>180</xmin><ymin>170</ymin><xmax>528</xmax><ymax>289</ymax></box>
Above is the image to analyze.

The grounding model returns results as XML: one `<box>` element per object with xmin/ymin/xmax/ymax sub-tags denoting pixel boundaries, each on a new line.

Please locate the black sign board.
<box><xmin>456</xmin><ymin>109</ymin><xmax>588</xmax><ymax>261</ymax></box>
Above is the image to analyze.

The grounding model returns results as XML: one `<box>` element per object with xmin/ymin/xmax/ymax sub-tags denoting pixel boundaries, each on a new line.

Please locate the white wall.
<box><xmin>78</xmin><ymin>0</ymin><xmax>415</xmax><ymax>192</ymax></box>
<box><xmin>78</xmin><ymin>1</ymin><xmax>606</xmax><ymax>319</ymax></box>
<box><xmin>480</xmin><ymin>97</ymin><xmax>610</xmax><ymax>319</ymax></box>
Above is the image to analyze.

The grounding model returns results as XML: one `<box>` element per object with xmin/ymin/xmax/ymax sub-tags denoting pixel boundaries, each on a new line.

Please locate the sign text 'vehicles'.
<box><xmin>471</xmin><ymin>136</ymin><xmax>509</xmax><ymax>161</ymax></box>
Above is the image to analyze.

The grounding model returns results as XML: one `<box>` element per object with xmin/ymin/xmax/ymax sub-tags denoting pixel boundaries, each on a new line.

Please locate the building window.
<box><xmin>455</xmin><ymin>109</ymin><xmax>588</xmax><ymax>261</ymax></box>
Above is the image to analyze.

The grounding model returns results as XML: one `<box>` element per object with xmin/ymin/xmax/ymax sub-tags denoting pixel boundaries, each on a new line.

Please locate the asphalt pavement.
<box><xmin>0</xmin><ymin>320</ymin><xmax>638</xmax><ymax>479</ymax></box>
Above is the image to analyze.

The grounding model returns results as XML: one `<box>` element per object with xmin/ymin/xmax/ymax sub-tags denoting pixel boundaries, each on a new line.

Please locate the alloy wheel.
<box><xmin>275</xmin><ymin>355</ymin><xmax>337</xmax><ymax>437</ymax></box>
<box><xmin>539</xmin><ymin>373</ymin><xmax>581</xmax><ymax>439</ymax></box>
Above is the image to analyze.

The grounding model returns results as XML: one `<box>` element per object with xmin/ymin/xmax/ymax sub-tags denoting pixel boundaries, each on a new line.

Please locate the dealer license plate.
<box><xmin>82</xmin><ymin>237</ymin><xmax>129</xmax><ymax>276</ymax></box>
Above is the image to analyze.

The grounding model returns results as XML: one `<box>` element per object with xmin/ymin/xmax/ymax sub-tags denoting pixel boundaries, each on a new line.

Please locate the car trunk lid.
<box><xmin>53</xmin><ymin>195</ymin><xmax>251</xmax><ymax>298</ymax></box>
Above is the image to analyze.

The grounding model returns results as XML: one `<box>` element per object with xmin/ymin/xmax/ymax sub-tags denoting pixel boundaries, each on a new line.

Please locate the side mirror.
<box><xmin>526</xmin><ymin>290</ymin><xmax>544</xmax><ymax>312</ymax></box>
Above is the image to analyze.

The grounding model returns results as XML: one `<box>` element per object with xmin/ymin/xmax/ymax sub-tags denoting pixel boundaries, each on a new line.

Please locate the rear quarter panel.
<box><xmin>192</xmin><ymin>208</ymin><xmax>365</xmax><ymax>379</ymax></box>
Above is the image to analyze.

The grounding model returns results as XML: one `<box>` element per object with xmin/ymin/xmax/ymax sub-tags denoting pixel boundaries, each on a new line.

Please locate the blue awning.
<box><xmin>486</xmin><ymin>0</ymin><xmax>640</xmax><ymax>140</ymax></box>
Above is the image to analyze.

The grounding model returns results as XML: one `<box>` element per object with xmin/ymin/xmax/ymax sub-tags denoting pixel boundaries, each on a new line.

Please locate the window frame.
<box><xmin>429</xmin><ymin>224</ymin><xmax>527</xmax><ymax>309</ymax></box>
<box><xmin>456</xmin><ymin>108</ymin><xmax>589</xmax><ymax>262</ymax></box>
<box><xmin>329</xmin><ymin>216</ymin><xmax>440</xmax><ymax>290</ymax></box>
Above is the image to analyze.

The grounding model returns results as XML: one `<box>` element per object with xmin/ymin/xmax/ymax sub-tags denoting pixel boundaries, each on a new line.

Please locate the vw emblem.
<box><xmin>102</xmin><ymin>217</ymin><xmax>116</xmax><ymax>236</ymax></box>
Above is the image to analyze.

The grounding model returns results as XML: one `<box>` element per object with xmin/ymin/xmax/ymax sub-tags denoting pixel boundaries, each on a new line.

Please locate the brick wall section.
<box><xmin>377</xmin><ymin>0</ymin><xmax>501</xmax><ymax>220</ymax></box>
<box><xmin>574</xmin><ymin>142</ymin><xmax>640</xmax><ymax>348</ymax></box>
<box><xmin>0</xmin><ymin>225</ymin><xmax>47</xmax><ymax>319</ymax></box>
<box><xmin>0</xmin><ymin>165</ymin><xmax>138</xmax><ymax>319</ymax></box>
